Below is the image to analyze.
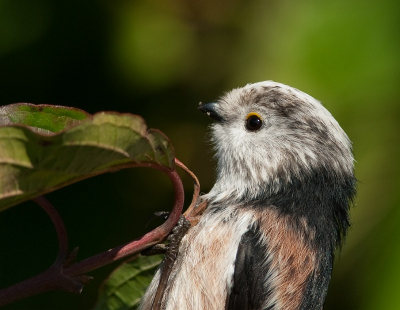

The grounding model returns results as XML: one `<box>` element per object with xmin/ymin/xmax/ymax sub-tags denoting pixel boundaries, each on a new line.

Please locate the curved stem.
<box><xmin>175</xmin><ymin>158</ymin><xmax>207</xmax><ymax>226</ymax></box>
<box><xmin>64</xmin><ymin>168</ymin><xmax>184</xmax><ymax>277</ymax></box>
<box><xmin>175</xmin><ymin>158</ymin><xmax>200</xmax><ymax>216</ymax></box>
<box><xmin>32</xmin><ymin>196</ymin><xmax>69</xmax><ymax>264</ymax></box>
<box><xmin>0</xmin><ymin>165</ymin><xmax>185</xmax><ymax>307</ymax></box>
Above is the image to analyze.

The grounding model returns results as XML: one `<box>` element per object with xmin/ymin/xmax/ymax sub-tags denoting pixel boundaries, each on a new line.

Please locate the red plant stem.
<box><xmin>33</xmin><ymin>196</ymin><xmax>69</xmax><ymax>264</ymax></box>
<box><xmin>0</xmin><ymin>167</ymin><xmax>185</xmax><ymax>307</ymax></box>
<box><xmin>64</xmin><ymin>168</ymin><xmax>184</xmax><ymax>277</ymax></box>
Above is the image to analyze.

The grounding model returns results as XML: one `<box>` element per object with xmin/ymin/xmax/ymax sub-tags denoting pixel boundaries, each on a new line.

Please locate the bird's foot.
<box><xmin>142</xmin><ymin>214</ymin><xmax>191</xmax><ymax>257</ymax></box>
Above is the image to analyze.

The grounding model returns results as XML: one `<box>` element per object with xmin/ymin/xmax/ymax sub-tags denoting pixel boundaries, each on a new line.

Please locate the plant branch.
<box><xmin>0</xmin><ymin>165</ymin><xmax>185</xmax><ymax>307</ymax></box>
<box><xmin>63</xmin><ymin>168</ymin><xmax>184</xmax><ymax>277</ymax></box>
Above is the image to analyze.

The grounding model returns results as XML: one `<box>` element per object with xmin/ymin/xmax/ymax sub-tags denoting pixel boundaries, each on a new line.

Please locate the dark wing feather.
<box><xmin>226</xmin><ymin>228</ymin><xmax>274</xmax><ymax>310</ymax></box>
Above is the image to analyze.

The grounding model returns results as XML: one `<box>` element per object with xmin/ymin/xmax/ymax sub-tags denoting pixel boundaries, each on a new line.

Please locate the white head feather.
<box><xmin>203</xmin><ymin>81</ymin><xmax>354</xmax><ymax>203</ymax></box>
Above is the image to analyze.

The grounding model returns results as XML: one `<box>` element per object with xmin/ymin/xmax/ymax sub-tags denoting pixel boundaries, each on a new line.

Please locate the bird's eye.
<box><xmin>246</xmin><ymin>113</ymin><xmax>262</xmax><ymax>131</ymax></box>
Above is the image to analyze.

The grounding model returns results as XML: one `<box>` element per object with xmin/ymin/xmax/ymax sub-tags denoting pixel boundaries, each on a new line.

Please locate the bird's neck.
<box><xmin>209</xmin><ymin>166</ymin><xmax>356</xmax><ymax>248</ymax></box>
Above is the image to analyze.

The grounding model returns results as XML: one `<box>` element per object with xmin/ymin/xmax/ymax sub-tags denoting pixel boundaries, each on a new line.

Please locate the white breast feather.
<box><xmin>139</xmin><ymin>206</ymin><xmax>254</xmax><ymax>310</ymax></box>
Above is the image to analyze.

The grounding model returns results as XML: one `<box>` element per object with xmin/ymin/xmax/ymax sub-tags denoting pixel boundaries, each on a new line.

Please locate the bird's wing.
<box><xmin>226</xmin><ymin>228</ymin><xmax>273</xmax><ymax>310</ymax></box>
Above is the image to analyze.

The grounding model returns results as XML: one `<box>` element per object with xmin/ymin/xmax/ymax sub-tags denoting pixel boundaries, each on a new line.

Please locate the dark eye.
<box><xmin>246</xmin><ymin>113</ymin><xmax>262</xmax><ymax>131</ymax></box>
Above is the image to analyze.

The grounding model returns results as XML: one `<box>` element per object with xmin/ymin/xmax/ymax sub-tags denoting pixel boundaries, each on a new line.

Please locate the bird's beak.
<box><xmin>198</xmin><ymin>102</ymin><xmax>224</xmax><ymax>122</ymax></box>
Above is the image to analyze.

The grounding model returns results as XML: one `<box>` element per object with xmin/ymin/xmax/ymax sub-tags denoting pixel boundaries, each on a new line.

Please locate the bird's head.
<box><xmin>199</xmin><ymin>81</ymin><xmax>355</xmax><ymax>204</ymax></box>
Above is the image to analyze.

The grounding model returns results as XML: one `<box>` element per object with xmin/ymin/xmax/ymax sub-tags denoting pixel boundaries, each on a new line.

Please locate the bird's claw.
<box><xmin>142</xmin><ymin>215</ymin><xmax>191</xmax><ymax>257</ymax></box>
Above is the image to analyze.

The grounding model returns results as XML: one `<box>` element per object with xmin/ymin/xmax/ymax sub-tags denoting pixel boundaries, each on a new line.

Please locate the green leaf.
<box><xmin>0</xmin><ymin>103</ymin><xmax>90</xmax><ymax>133</ymax></box>
<box><xmin>94</xmin><ymin>255</ymin><xmax>163</xmax><ymax>310</ymax></box>
<box><xmin>0</xmin><ymin>104</ymin><xmax>175</xmax><ymax>212</ymax></box>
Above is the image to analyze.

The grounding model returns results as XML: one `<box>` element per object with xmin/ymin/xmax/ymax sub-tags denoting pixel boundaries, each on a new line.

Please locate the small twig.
<box><xmin>174</xmin><ymin>158</ymin><xmax>200</xmax><ymax>217</ymax></box>
<box><xmin>184</xmin><ymin>199</ymin><xmax>208</xmax><ymax>226</ymax></box>
<box><xmin>175</xmin><ymin>158</ymin><xmax>208</xmax><ymax>226</ymax></box>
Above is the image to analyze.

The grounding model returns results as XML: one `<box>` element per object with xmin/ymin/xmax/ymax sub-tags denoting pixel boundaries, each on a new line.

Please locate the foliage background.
<box><xmin>0</xmin><ymin>0</ymin><xmax>399</xmax><ymax>309</ymax></box>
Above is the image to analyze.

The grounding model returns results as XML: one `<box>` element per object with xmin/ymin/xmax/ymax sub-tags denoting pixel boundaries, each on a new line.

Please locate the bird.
<box><xmin>139</xmin><ymin>81</ymin><xmax>357</xmax><ymax>310</ymax></box>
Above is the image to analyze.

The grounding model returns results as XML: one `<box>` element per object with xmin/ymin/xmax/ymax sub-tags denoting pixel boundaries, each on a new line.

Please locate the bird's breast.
<box><xmin>140</xmin><ymin>206</ymin><xmax>254</xmax><ymax>310</ymax></box>
<box><xmin>139</xmin><ymin>205</ymin><xmax>318</xmax><ymax>310</ymax></box>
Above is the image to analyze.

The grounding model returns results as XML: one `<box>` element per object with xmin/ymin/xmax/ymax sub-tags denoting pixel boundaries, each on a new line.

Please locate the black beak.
<box><xmin>198</xmin><ymin>102</ymin><xmax>224</xmax><ymax>122</ymax></box>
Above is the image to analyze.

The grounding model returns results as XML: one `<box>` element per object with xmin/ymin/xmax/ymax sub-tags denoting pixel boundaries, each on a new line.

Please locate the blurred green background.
<box><xmin>0</xmin><ymin>0</ymin><xmax>399</xmax><ymax>309</ymax></box>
